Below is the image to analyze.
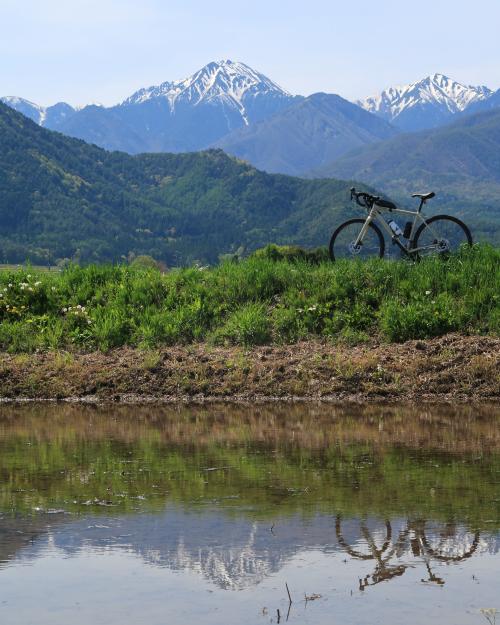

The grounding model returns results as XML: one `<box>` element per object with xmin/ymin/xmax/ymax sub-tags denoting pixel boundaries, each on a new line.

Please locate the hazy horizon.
<box><xmin>2</xmin><ymin>0</ymin><xmax>499</xmax><ymax>107</ymax></box>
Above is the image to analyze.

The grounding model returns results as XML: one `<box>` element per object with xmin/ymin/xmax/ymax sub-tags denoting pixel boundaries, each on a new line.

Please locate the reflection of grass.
<box><xmin>0</xmin><ymin>404</ymin><xmax>499</xmax><ymax>526</ymax></box>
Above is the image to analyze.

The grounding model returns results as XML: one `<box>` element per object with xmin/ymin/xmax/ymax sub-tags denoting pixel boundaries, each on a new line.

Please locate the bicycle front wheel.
<box><xmin>329</xmin><ymin>218</ymin><xmax>385</xmax><ymax>261</ymax></box>
<box><xmin>412</xmin><ymin>215</ymin><xmax>472</xmax><ymax>258</ymax></box>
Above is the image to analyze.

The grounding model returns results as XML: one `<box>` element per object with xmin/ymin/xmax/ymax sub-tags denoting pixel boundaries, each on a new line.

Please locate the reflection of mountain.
<box><xmin>4</xmin><ymin>509</ymin><xmax>499</xmax><ymax>590</ymax></box>
<box><xmin>10</xmin><ymin>509</ymin><xmax>338</xmax><ymax>589</ymax></box>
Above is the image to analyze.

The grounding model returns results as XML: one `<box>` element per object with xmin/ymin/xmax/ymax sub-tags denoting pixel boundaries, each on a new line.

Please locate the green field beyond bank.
<box><xmin>0</xmin><ymin>245</ymin><xmax>498</xmax><ymax>352</ymax></box>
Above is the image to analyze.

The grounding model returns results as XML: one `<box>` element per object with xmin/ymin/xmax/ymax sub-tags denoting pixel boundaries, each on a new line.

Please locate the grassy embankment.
<box><xmin>0</xmin><ymin>244</ymin><xmax>498</xmax><ymax>353</ymax></box>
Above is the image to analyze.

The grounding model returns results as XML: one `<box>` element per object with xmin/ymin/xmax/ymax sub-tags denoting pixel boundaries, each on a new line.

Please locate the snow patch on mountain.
<box><xmin>1</xmin><ymin>96</ymin><xmax>46</xmax><ymax>125</ymax></box>
<box><xmin>1</xmin><ymin>96</ymin><xmax>76</xmax><ymax>128</ymax></box>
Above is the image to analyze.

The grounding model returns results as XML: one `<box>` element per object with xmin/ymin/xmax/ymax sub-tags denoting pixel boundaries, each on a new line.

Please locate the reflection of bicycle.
<box><xmin>335</xmin><ymin>516</ymin><xmax>480</xmax><ymax>589</ymax></box>
<box><xmin>329</xmin><ymin>189</ymin><xmax>472</xmax><ymax>261</ymax></box>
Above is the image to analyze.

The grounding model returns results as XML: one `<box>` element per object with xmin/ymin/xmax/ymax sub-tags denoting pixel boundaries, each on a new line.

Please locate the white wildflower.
<box><xmin>62</xmin><ymin>307</ymin><xmax>67</xmax><ymax>313</ymax></box>
<box><xmin>425</xmin><ymin>290</ymin><xmax>431</xmax><ymax>295</ymax></box>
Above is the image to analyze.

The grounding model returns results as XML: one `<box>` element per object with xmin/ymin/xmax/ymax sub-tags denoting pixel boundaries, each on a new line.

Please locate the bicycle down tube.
<box><xmin>356</xmin><ymin>205</ymin><xmax>441</xmax><ymax>255</ymax></box>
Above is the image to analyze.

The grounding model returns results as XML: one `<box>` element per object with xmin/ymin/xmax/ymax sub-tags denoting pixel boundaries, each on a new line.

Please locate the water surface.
<box><xmin>0</xmin><ymin>403</ymin><xmax>499</xmax><ymax>625</ymax></box>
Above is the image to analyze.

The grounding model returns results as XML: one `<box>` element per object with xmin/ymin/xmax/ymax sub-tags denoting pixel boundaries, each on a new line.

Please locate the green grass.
<box><xmin>0</xmin><ymin>244</ymin><xmax>498</xmax><ymax>352</ymax></box>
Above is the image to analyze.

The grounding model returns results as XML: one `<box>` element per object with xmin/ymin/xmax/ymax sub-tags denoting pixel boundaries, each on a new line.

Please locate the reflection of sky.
<box><xmin>2</xmin><ymin>542</ymin><xmax>499</xmax><ymax>625</ymax></box>
<box><xmin>1</xmin><ymin>508</ymin><xmax>499</xmax><ymax>625</ymax></box>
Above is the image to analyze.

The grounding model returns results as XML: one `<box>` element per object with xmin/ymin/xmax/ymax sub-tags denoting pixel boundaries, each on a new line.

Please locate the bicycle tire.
<box><xmin>329</xmin><ymin>218</ymin><xmax>385</xmax><ymax>261</ymax></box>
<box><xmin>335</xmin><ymin>516</ymin><xmax>392</xmax><ymax>560</ymax></box>
<box><xmin>411</xmin><ymin>215</ymin><xmax>473</xmax><ymax>258</ymax></box>
<box><xmin>420</xmin><ymin>527</ymin><xmax>480</xmax><ymax>562</ymax></box>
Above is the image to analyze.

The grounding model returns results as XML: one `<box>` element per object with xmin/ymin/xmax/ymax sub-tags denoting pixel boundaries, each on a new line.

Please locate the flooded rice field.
<box><xmin>0</xmin><ymin>403</ymin><xmax>499</xmax><ymax>625</ymax></box>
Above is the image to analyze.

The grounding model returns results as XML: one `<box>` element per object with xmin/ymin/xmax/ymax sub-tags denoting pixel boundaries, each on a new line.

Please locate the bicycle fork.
<box><xmin>354</xmin><ymin>209</ymin><xmax>377</xmax><ymax>248</ymax></box>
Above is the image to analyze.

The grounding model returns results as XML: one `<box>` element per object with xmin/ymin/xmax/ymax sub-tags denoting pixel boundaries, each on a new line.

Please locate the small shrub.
<box><xmin>380</xmin><ymin>293</ymin><xmax>467</xmax><ymax>342</ymax></box>
<box><xmin>211</xmin><ymin>303</ymin><xmax>271</xmax><ymax>346</ymax></box>
<box><xmin>91</xmin><ymin>310</ymin><xmax>132</xmax><ymax>351</ymax></box>
<box><xmin>130</xmin><ymin>255</ymin><xmax>167</xmax><ymax>272</ymax></box>
<box><xmin>253</xmin><ymin>244</ymin><xmax>329</xmax><ymax>264</ymax></box>
<box><xmin>271</xmin><ymin>306</ymin><xmax>307</xmax><ymax>343</ymax></box>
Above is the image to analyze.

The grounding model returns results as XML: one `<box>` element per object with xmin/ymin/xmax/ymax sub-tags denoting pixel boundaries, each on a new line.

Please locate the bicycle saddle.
<box><xmin>412</xmin><ymin>192</ymin><xmax>435</xmax><ymax>201</ymax></box>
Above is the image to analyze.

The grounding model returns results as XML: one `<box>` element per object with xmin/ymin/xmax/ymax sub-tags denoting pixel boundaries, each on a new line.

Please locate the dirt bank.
<box><xmin>0</xmin><ymin>334</ymin><xmax>498</xmax><ymax>403</ymax></box>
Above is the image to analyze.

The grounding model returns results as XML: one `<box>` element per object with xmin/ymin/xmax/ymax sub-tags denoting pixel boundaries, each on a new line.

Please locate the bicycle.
<box><xmin>329</xmin><ymin>188</ymin><xmax>473</xmax><ymax>261</ymax></box>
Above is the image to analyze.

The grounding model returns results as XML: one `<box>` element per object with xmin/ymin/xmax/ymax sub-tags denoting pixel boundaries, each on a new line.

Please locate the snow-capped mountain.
<box><xmin>359</xmin><ymin>73</ymin><xmax>492</xmax><ymax>131</ymax></box>
<box><xmin>1</xmin><ymin>96</ymin><xmax>76</xmax><ymax>128</ymax></box>
<box><xmin>122</xmin><ymin>59</ymin><xmax>292</xmax><ymax>126</ymax></box>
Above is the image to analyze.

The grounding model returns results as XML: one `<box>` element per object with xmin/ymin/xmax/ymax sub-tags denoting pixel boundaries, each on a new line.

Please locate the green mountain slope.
<box><xmin>215</xmin><ymin>93</ymin><xmax>398</xmax><ymax>175</ymax></box>
<box><xmin>0</xmin><ymin>102</ymin><xmax>356</xmax><ymax>265</ymax></box>
<box><xmin>317</xmin><ymin>109</ymin><xmax>500</xmax><ymax>242</ymax></box>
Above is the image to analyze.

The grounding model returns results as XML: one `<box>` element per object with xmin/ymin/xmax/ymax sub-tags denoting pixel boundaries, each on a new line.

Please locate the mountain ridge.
<box><xmin>215</xmin><ymin>92</ymin><xmax>399</xmax><ymax>175</ymax></box>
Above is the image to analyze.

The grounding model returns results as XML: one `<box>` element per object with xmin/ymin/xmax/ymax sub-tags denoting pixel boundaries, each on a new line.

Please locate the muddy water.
<box><xmin>0</xmin><ymin>403</ymin><xmax>499</xmax><ymax>625</ymax></box>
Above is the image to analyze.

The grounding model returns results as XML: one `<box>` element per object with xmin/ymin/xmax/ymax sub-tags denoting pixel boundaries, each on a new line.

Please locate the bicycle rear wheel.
<box><xmin>412</xmin><ymin>215</ymin><xmax>472</xmax><ymax>258</ymax></box>
<box><xmin>329</xmin><ymin>219</ymin><xmax>385</xmax><ymax>261</ymax></box>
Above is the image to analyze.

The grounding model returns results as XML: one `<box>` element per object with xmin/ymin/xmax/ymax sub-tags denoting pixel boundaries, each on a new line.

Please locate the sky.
<box><xmin>1</xmin><ymin>0</ymin><xmax>499</xmax><ymax>107</ymax></box>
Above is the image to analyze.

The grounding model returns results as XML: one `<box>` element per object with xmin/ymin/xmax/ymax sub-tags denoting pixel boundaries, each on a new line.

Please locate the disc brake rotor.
<box><xmin>348</xmin><ymin>242</ymin><xmax>362</xmax><ymax>255</ymax></box>
<box><xmin>435</xmin><ymin>238</ymin><xmax>451</xmax><ymax>252</ymax></box>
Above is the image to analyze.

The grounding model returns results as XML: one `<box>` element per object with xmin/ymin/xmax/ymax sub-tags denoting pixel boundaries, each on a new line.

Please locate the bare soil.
<box><xmin>0</xmin><ymin>334</ymin><xmax>498</xmax><ymax>403</ymax></box>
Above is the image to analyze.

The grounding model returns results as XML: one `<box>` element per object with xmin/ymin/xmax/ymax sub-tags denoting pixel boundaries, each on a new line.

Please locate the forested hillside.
<box><xmin>0</xmin><ymin>101</ymin><xmax>355</xmax><ymax>265</ymax></box>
